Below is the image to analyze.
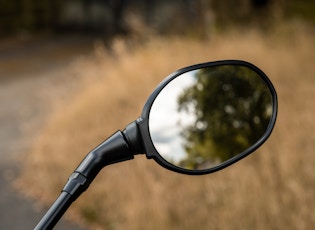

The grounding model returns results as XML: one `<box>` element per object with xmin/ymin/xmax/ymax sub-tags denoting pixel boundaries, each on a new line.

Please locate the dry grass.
<box><xmin>18</xmin><ymin>24</ymin><xmax>315</xmax><ymax>230</ymax></box>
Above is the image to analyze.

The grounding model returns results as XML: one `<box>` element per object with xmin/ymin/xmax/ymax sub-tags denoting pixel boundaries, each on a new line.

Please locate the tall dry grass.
<box><xmin>18</xmin><ymin>25</ymin><xmax>315</xmax><ymax>230</ymax></box>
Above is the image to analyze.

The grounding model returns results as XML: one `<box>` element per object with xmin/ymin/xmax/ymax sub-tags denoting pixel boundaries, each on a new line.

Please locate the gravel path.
<box><xmin>0</xmin><ymin>36</ymin><xmax>95</xmax><ymax>229</ymax></box>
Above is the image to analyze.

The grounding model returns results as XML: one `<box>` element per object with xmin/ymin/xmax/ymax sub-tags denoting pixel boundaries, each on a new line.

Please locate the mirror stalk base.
<box><xmin>123</xmin><ymin>121</ymin><xmax>144</xmax><ymax>155</ymax></box>
<box><xmin>35</xmin><ymin>131</ymin><xmax>135</xmax><ymax>230</ymax></box>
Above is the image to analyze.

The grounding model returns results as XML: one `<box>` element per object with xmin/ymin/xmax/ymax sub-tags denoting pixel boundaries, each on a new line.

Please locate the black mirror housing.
<box><xmin>137</xmin><ymin>60</ymin><xmax>277</xmax><ymax>175</ymax></box>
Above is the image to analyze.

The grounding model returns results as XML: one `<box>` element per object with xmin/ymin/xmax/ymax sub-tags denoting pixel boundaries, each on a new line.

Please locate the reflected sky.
<box><xmin>149</xmin><ymin>71</ymin><xmax>197</xmax><ymax>163</ymax></box>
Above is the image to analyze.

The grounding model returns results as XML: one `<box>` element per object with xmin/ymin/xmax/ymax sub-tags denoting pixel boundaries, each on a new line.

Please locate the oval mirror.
<box><xmin>143</xmin><ymin>61</ymin><xmax>277</xmax><ymax>174</ymax></box>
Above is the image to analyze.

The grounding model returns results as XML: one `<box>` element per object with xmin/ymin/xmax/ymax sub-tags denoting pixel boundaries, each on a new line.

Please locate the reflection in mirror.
<box><xmin>149</xmin><ymin>65</ymin><xmax>273</xmax><ymax>170</ymax></box>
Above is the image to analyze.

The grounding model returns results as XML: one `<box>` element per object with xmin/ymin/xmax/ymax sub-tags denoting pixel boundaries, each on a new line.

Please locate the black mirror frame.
<box><xmin>136</xmin><ymin>60</ymin><xmax>278</xmax><ymax>175</ymax></box>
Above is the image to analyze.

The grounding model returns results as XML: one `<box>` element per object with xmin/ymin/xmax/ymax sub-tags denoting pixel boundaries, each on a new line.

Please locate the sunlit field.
<box><xmin>18</xmin><ymin>24</ymin><xmax>315</xmax><ymax>230</ymax></box>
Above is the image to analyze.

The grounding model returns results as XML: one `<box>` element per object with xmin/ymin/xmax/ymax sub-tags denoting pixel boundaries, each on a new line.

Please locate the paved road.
<box><xmin>0</xmin><ymin>36</ymin><xmax>95</xmax><ymax>229</ymax></box>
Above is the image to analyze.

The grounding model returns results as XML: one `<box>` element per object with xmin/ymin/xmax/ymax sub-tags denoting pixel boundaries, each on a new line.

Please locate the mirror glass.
<box><xmin>149</xmin><ymin>65</ymin><xmax>273</xmax><ymax>170</ymax></box>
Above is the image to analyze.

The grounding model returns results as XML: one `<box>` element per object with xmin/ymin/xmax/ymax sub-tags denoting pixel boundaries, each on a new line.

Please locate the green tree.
<box><xmin>177</xmin><ymin>65</ymin><xmax>272</xmax><ymax>169</ymax></box>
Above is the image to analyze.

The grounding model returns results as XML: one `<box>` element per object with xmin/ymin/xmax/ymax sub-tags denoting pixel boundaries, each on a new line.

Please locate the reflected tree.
<box><xmin>177</xmin><ymin>65</ymin><xmax>272</xmax><ymax>169</ymax></box>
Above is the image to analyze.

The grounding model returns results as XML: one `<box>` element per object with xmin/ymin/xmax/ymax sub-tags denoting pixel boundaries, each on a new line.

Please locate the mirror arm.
<box><xmin>75</xmin><ymin>131</ymin><xmax>135</xmax><ymax>180</ymax></box>
<box><xmin>35</xmin><ymin>130</ymin><xmax>136</xmax><ymax>229</ymax></box>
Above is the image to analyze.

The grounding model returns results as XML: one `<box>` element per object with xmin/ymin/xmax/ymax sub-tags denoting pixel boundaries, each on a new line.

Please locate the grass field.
<box><xmin>18</xmin><ymin>23</ymin><xmax>315</xmax><ymax>230</ymax></box>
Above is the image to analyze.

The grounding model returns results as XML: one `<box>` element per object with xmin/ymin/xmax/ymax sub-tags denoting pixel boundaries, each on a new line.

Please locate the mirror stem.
<box><xmin>35</xmin><ymin>130</ymin><xmax>138</xmax><ymax>229</ymax></box>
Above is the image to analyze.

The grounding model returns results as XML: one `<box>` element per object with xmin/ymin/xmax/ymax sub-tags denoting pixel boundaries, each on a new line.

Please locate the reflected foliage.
<box><xmin>177</xmin><ymin>65</ymin><xmax>272</xmax><ymax>169</ymax></box>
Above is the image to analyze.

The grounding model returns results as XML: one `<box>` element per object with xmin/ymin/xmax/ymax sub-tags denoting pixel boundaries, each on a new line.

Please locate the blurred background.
<box><xmin>0</xmin><ymin>0</ymin><xmax>314</xmax><ymax>229</ymax></box>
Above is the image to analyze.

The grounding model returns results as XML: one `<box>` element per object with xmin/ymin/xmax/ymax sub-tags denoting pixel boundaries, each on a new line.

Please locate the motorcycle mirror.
<box><xmin>135</xmin><ymin>60</ymin><xmax>277</xmax><ymax>175</ymax></box>
<box><xmin>35</xmin><ymin>60</ymin><xmax>277</xmax><ymax>229</ymax></box>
